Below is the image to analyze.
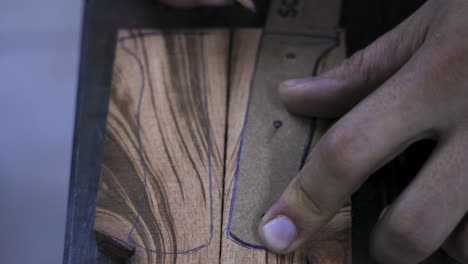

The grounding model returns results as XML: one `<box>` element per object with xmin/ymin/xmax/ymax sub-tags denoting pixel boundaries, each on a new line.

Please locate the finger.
<box><xmin>278</xmin><ymin>1</ymin><xmax>433</xmax><ymax>118</ymax></box>
<box><xmin>258</xmin><ymin>51</ymin><xmax>438</xmax><ymax>254</ymax></box>
<box><xmin>443</xmin><ymin>214</ymin><xmax>468</xmax><ymax>263</ymax></box>
<box><xmin>371</xmin><ymin>129</ymin><xmax>468</xmax><ymax>264</ymax></box>
<box><xmin>160</xmin><ymin>0</ymin><xmax>231</xmax><ymax>7</ymax></box>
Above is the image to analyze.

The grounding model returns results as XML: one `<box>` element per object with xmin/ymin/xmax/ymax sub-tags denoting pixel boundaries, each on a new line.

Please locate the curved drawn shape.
<box><xmin>94</xmin><ymin>29</ymin><xmax>228</xmax><ymax>262</ymax></box>
<box><xmin>226</xmin><ymin>32</ymin><xmax>341</xmax><ymax>248</ymax></box>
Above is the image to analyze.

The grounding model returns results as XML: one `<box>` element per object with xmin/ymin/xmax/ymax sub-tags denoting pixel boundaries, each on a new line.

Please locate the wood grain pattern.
<box><xmin>94</xmin><ymin>28</ymin><xmax>350</xmax><ymax>263</ymax></box>
<box><xmin>220</xmin><ymin>29</ymin><xmax>351</xmax><ymax>264</ymax></box>
<box><xmin>226</xmin><ymin>0</ymin><xmax>348</xmax><ymax>250</ymax></box>
<box><xmin>94</xmin><ymin>29</ymin><xmax>229</xmax><ymax>263</ymax></box>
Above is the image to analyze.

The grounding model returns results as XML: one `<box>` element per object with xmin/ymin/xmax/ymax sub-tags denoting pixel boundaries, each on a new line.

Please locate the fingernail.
<box><xmin>280</xmin><ymin>76</ymin><xmax>336</xmax><ymax>90</ymax></box>
<box><xmin>262</xmin><ymin>215</ymin><xmax>296</xmax><ymax>252</ymax></box>
<box><xmin>280</xmin><ymin>78</ymin><xmax>314</xmax><ymax>88</ymax></box>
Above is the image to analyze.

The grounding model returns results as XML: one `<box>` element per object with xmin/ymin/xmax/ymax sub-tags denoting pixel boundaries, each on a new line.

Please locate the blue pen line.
<box><xmin>226</xmin><ymin>32</ymin><xmax>340</xmax><ymax>249</ymax></box>
<box><xmin>119</xmin><ymin>30</ymin><xmax>214</xmax><ymax>254</ymax></box>
<box><xmin>108</xmin><ymin>29</ymin><xmax>341</xmax><ymax>253</ymax></box>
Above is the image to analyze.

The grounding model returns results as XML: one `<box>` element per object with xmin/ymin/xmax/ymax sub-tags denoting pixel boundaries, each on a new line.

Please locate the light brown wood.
<box><xmin>220</xmin><ymin>29</ymin><xmax>351</xmax><ymax>264</ymax></box>
<box><xmin>226</xmin><ymin>0</ymin><xmax>349</xmax><ymax>251</ymax></box>
<box><xmin>227</xmin><ymin>30</ymin><xmax>346</xmax><ymax>246</ymax></box>
<box><xmin>94</xmin><ymin>29</ymin><xmax>229</xmax><ymax>263</ymax></box>
<box><xmin>94</xmin><ymin>28</ymin><xmax>350</xmax><ymax>263</ymax></box>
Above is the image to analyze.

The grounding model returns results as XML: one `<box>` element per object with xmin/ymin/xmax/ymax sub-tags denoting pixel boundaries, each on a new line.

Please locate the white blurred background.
<box><xmin>0</xmin><ymin>0</ymin><xmax>83</xmax><ymax>263</ymax></box>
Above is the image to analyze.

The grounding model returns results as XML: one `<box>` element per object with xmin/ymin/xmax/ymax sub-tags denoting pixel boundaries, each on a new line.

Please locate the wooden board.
<box><xmin>220</xmin><ymin>28</ymin><xmax>350</xmax><ymax>264</ymax></box>
<box><xmin>93</xmin><ymin>29</ymin><xmax>229</xmax><ymax>263</ymax></box>
<box><xmin>227</xmin><ymin>28</ymin><xmax>343</xmax><ymax>248</ymax></box>
<box><xmin>93</xmin><ymin>27</ymin><xmax>350</xmax><ymax>263</ymax></box>
<box><xmin>225</xmin><ymin>0</ymin><xmax>349</xmax><ymax>252</ymax></box>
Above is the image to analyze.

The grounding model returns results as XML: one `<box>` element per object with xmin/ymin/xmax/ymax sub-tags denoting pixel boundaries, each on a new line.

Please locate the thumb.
<box><xmin>279</xmin><ymin>5</ymin><xmax>430</xmax><ymax>118</ymax></box>
<box><xmin>258</xmin><ymin>176</ymin><xmax>333</xmax><ymax>254</ymax></box>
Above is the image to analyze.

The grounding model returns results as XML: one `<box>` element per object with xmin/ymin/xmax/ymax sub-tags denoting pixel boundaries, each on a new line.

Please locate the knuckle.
<box><xmin>296</xmin><ymin>176</ymin><xmax>333</xmax><ymax>218</ymax></box>
<box><xmin>346</xmin><ymin>50</ymin><xmax>365</xmax><ymax>70</ymax></box>
<box><xmin>426</xmin><ymin>29</ymin><xmax>468</xmax><ymax>76</ymax></box>
<box><xmin>340</xmin><ymin>49</ymin><xmax>373</xmax><ymax>83</ymax></box>
<box><xmin>380</xmin><ymin>212</ymin><xmax>437</xmax><ymax>259</ymax></box>
<box><xmin>436</xmin><ymin>37</ymin><xmax>466</xmax><ymax>64</ymax></box>
<box><xmin>318</xmin><ymin>126</ymin><xmax>359</xmax><ymax>183</ymax></box>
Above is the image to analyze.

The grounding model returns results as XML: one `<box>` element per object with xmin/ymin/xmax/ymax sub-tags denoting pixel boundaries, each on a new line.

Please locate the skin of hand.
<box><xmin>257</xmin><ymin>0</ymin><xmax>468</xmax><ymax>263</ymax></box>
<box><xmin>158</xmin><ymin>0</ymin><xmax>468</xmax><ymax>262</ymax></box>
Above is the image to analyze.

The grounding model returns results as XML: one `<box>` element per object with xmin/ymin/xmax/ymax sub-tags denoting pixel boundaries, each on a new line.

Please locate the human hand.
<box><xmin>258</xmin><ymin>0</ymin><xmax>468</xmax><ymax>263</ymax></box>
